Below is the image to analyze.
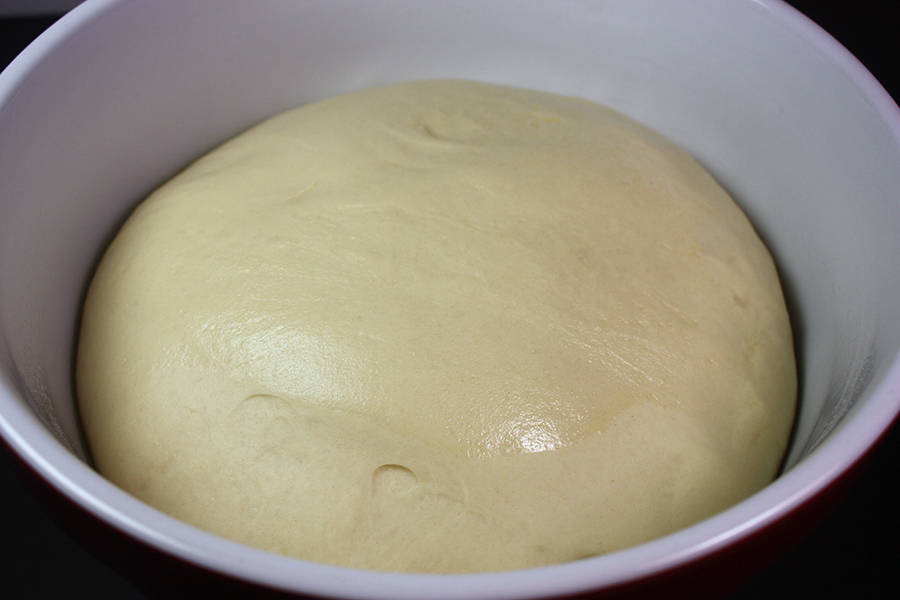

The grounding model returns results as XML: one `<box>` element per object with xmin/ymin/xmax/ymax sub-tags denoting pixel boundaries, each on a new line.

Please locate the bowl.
<box><xmin>1</xmin><ymin>1</ymin><xmax>899</xmax><ymax>598</ymax></box>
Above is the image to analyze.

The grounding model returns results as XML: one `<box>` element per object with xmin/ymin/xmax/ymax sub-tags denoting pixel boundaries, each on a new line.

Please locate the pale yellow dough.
<box><xmin>77</xmin><ymin>80</ymin><xmax>796</xmax><ymax>572</ymax></box>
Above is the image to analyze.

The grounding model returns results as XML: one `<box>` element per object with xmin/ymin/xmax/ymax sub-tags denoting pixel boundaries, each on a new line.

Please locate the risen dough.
<box><xmin>76</xmin><ymin>80</ymin><xmax>796</xmax><ymax>572</ymax></box>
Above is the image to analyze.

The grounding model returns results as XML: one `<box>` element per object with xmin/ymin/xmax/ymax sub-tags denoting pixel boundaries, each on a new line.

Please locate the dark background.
<box><xmin>1</xmin><ymin>2</ymin><xmax>897</xmax><ymax>598</ymax></box>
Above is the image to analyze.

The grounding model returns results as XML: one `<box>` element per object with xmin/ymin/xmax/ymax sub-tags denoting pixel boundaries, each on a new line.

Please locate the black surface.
<box><xmin>0</xmin><ymin>3</ymin><xmax>898</xmax><ymax>599</ymax></box>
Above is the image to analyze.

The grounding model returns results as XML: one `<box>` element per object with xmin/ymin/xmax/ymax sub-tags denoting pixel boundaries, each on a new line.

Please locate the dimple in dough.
<box><xmin>76</xmin><ymin>80</ymin><xmax>797</xmax><ymax>573</ymax></box>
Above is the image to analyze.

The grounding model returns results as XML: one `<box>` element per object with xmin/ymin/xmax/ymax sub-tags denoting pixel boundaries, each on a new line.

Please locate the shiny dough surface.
<box><xmin>77</xmin><ymin>80</ymin><xmax>796</xmax><ymax>572</ymax></box>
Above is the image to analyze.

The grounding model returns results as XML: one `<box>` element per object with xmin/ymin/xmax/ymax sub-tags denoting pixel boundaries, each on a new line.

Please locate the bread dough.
<box><xmin>76</xmin><ymin>80</ymin><xmax>796</xmax><ymax>572</ymax></box>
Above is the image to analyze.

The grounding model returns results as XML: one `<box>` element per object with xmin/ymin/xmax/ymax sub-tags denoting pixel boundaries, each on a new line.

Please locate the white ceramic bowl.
<box><xmin>1</xmin><ymin>1</ymin><xmax>899</xmax><ymax>598</ymax></box>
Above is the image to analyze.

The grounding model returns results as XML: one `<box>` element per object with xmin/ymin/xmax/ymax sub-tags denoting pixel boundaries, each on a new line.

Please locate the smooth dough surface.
<box><xmin>77</xmin><ymin>80</ymin><xmax>796</xmax><ymax>573</ymax></box>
